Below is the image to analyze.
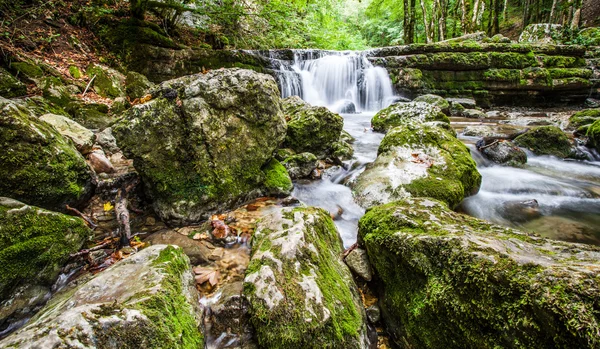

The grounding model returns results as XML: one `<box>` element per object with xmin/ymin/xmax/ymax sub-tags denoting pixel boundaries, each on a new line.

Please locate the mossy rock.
<box><xmin>358</xmin><ymin>198</ymin><xmax>600</xmax><ymax>349</ymax></box>
<box><xmin>353</xmin><ymin>122</ymin><xmax>481</xmax><ymax>209</ymax></box>
<box><xmin>0</xmin><ymin>67</ymin><xmax>27</xmax><ymax>98</ymax></box>
<box><xmin>244</xmin><ymin>206</ymin><xmax>368</xmax><ymax>349</ymax></box>
<box><xmin>282</xmin><ymin>96</ymin><xmax>343</xmax><ymax>158</ymax></box>
<box><xmin>519</xmin><ymin>23</ymin><xmax>565</xmax><ymax>44</ymax></box>
<box><xmin>0</xmin><ymin>245</ymin><xmax>204</xmax><ymax>348</ymax></box>
<box><xmin>371</xmin><ymin>102</ymin><xmax>449</xmax><ymax>133</ymax></box>
<box><xmin>9</xmin><ymin>61</ymin><xmax>44</xmax><ymax>80</ymax></box>
<box><xmin>126</xmin><ymin>71</ymin><xmax>154</xmax><ymax>99</ymax></box>
<box><xmin>568</xmin><ymin>109</ymin><xmax>600</xmax><ymax>128</ymax></box>
<box><xmin>86</xmin><ymin>63</ymin><xmax>126</xmax><ymax>98</ymax></box>
<box><xmin>68</xmin><ymin>65</ymin><xmax>83</xmax><ymax>79</ymax></box>
<box><xmin>513</xmin><ymin>126</ymin><xmax>572</xmax><ymax>158</ymax></box>
<box><xmin>0</xmin><ymin>197</ymin><xmax>91</xmax><ymax>326</ymax></box>
<box><xmin>413</xmin><ymin>94</ymin><xmax>450</xmax><ymax>114</ymax></box>
<box><xmin>587</xmin><ymin>119</ymin><xmax>600</xmax><ymax>151</ymax></box>
<box><xmin>262</xmin><ymin>158</ymin><xmax>293</xmax><ymax>196</ymax></box>
<box><xmin>282</xmin><ymin>152</ymin><xmax>318</xmax><ymax>179</ymax></box>
<box><xmin>0</xmin><ymin>98</ymin><xmax>95</xmax><ymax>211</ymax></box>
<box><xmin>38</xmin><ymin>76</ymin><xmax>79</xmax><ymax>108</ymax></box>
<box><xmin>65</xmin><ymin>101</ymin><xmax>113</xmax><ymax>130</ymax></box>
<box><xmin>113</xmin><ymin>69</ymin><xmax>286</xmax><ymax>225</ymax></box>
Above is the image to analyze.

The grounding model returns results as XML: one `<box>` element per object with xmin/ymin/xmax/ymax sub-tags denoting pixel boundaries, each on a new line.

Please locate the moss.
<box><xmin>331</xmin><ymin>140</ymin><xmax>354</xmax><ymax>160</ymax></box>
<box><xmin>539</xmin><ymin>55</ymin><xmax>587</xmax><ymax>68</ymax></box>
<box><xmin>371</xmin><ymin>102</ymin><xmax>449</xmax><ymax>133</ymax></box>
<box><xmin>10</xmin><ymin>61</ymin><xmax>44</xmax><ymax>79</ymax></box>
<box><xmin>0</xmin><ymin>100</ymin><xmax>94</xmax><ymax>211</ymax></box>
<box><xmin>513</xmin><ymin>126</ymin><xmax>572</xmax><ymax>158</ymax></box>
<box><xmin>0</xmin><ymin>199</ymin><xmax>91</xmax><ymax>300</ymax></box>
<box><xmin>274</xmin><ymin>148</ymin><xmax>296</xmax><ymax>161</ymax></box>
<box><xmin>413</xmin><ymin>94</ymin><xmax>450</xmax><ymax>112</ymax></box>
<box><xmin>68</xmin><ymin>66</ymin><xmax>83</xmax><ymax>79</ymax></box>
<box><xmin>262</xmin><ymin>158</ymin><xmax>293</xmax><ymax>196</ymax></box>
<box><xmin>483</xmin><ymin>68</ymin><xmax>521</xmax><ymax>82</ymax></box>
<box><xmin>125</xmin><ymin>71</ymin><xmax>153</xmax><ymax>99</ymax></box>
<box><xmin>65</xmin><ymin>101</ymin><xmax>113</xmax><ymax>129</ymax></box>
<box><xmin>0</xmin><ymin>67</ymin><xmax>27</xmax><ymax>98</ymax></box>
<box><xmin>86</xmin><ymin>63</ymin><xmax>125</xmax><ymax>98</ymax></box>
<box><xmin>489</xmin><ymin>51</ymin><xmax>538</xmax><ymax>69</ymax></box>
<box><xmin>358</xmin><ymin>198</ymin><xmax>600</xmax><ymax>349</ymax></box>
<box><xmin>586</xmin><ymin>119</ymin><xmax>600</xmax><ymax>151</ymax></box>
<box><xmin>568</xmin><ymin>109</ymin><xmax>600</xmax><ymax>128</ymax></box>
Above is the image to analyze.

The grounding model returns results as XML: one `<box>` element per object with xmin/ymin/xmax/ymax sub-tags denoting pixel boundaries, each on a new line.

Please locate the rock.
<box><xmin>282</xmin><ymin>96</ymin><xmax>343</xmax><ymax>158</ymax></box>
<box><xmin>0</xmin><ymin>197</ymin><xmax>91</xmax><ymax>329</ymax></box>
<box><xmin>499</xmin><ymin>199</ymin><xmax>541</xmax><ymax>223</ymax></box>
<box><xmin>462</xmin><ymin>125</ymin><xmax>501</xmax><ymax>138</ymax></box>
<box><xmin>446</xmin><ymin>97</ymin><xmax>477</xmax><ymax>109</ymax></box>
<box><xmin>485</xmin><ymin>33</ymin><xmax>512</xmax><ymax>43</ymax></box>
<box><xmin>519</xmin><ymin>23</ymin><xmax>564</xmax><ymax>44</ymax></box>
<box><xmin>568</xmin><ymin>108</ymin><xmax>600</xmax><ymax>129</ymax></box>
<box><xmin>359</xmin><ymin>198</ymin><xmax>600</xmax><ymax>349</ymax></box>
<box><xmin>442</xmin><ymin>31</ymin><xmax>488</xmax><ymax>42</ymax></box>
<box><xmin>389</xmin><ymin>96</ymin><xmax>411</xmax><ymax>103</ymax></box>
<box><xmin>462</xmin><ymin>108</ymin><xmax>488</xmax><ymax>119</ymax></box>
<box><xmin>523</xmin><ymin>216</ymin><xmax>600</xmax><ymax>245</ymax></box>
<box><xmin>262</xmin><ymin>158</ymin><xmax>293</xmax><ymax>197</ymax></box>
<box><xmin>371</xmin><ymin>101</ymin><xmax>449</xmax><ymax>133</ymax></box>
<box><xmin>0</xmin><ymin>98</ymin><xmax>95</xmax><ymax>211</ymax></box>
<box><xmin>0</xmin><ymin>245</ymin><xmax>204</xmax><ymax>348</ymax></box>
<box><xmin>274</xmin><ymin>148</ymin><xmax>296</xmax><ymax>161</ymax></box>
<box><xmin>65</xmin><ymin>101</ymin><xmax>113</xmax><ymax>130</ymax></box>
<box><xmin>126</xmin><ymin>71</ymin><xmax>154</xmax><ymax>100</ymax></box>
<box><xmin>332</xmin><ymin>139</ymin><xmax>354</xmax><ymax>160</ymax></box>
<box><xmin>585</xmin><ymin>98</ymin><xmax>600</xmax><ymax>108</ymax></box>
<box><xmin>244</xmin><ymin>206</ymin><xmax>369</xmax><ymax>348</ymax></box>
<box><xmin>587</xmin><ymin>119</ymin><xmax>600</xmax><ymax>151</ymax></box>
<box><xmin>0</xmin><ymin>67</ymin><xmax>27</xmax><ymax>98</ymax></box>
<box><xmin>113</xmin><ymin>69</ymin><xmax>286</xmax><ymax>225</ymax></box>
<box><xmin>477</xmin><ymin>140</ymin><xmax>527</xmax><ymax>167</ymax></box>
<box><xmin>413</xmin><ymin>94</ymin><xmax>450</xmax><ymax>114</ymax></box>
<box><xmin>578</xmin><ymin>27</ymin><xmax>600</xmax><ymax>46</ymax></box>
<box><xmin>94</xmin><ymin>127</ymin><xmax>119</xmax><ymax>155</ymax></box>
<box><xmin>513</xmin><ymin>126</ymin><xmax>573</xmax><ymax>158</ymax></box>
<box><xmin>365</xmin><ymin>305</ymin><xmax>381</xmax><ymax>324</ymax></box>
<box><xmin>353</xmin><ymin>123</ymin><xmax>481</xmax><ymax>209</ymax></box>
<box><xmin>144</xmin><ymin>229</ymin><xmax>211</xmax><ymax>264</ymax></box>
<box><xmin>336</xmin><ymin>99</ymin><xmax>357</xmax><ymax>114</ymax></box>
<box><xmin>38</xmin><ymin>77</ymin><xmax>78</xmax><ymax>108</ymax></box>
<box><xmin>87</xmin><ymin>148</ymin><xmax>116</xmax><ymax>174</ymax></box>
<box><xmin>110</xmin><ymin>96</ymin><xmax>131</xmax><ymax>115</ymax></box>
<box><xmin>86</xmin><ymin>63</ymin><xmax>126</xmax><ymax>98</ymax></box>
<box><xmin>39</xmin><ymin>113</ymin><xmax>95</xmax><ymax>154</ymax></box>
<box><xmin>282</xmin><ymin>152</ymin><xmax>318</xmax><ymax>179</ymax></box>
<box><xmin>345</xmin><ymin>248</ymin><xmax>373</xmax><ymax>281</ymax></box>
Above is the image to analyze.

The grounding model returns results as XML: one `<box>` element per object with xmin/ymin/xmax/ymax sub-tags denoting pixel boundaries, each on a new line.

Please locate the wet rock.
<box><xmin>371</xmin><ymin>101</ymin><xmax>449</xmax><ymax>133</ymax></box>
<box><xmin>477</xmin><ymin>139</ymin><xmax>527</xmax><ymax>167</ymax></box>
<box><xmin>353</xmin><ymin>123</ymin><xmax>481</xmax><ymax>209</ymax></box>
<box><xmin>0</xmin><ymin>98</ymin><xmax>95</xmax><ymax>211</ymax></box>
<box><xmin>447</xmin><ymin>97</ymin><xmax>477</xmax><ymax>109</ymax></box>
<box><xmin>282</xmin><ymin>152</ymin><xmax>318</xmax><ymax>179</ymax></box>
<box><xmin>413</xmin><ymin>94</ymin><xmax>450</xmax><ymax>114</ymax></box>
<box><xmin>86</xmin><ymin>63</ymin><xmax>126</xmax><ymax>98</ymax></box>
<box><xmin>0</xmin><ymin>245</ymin><xmax>204</xmax><ymax>348</ymax></box>
<box><xmin>113</xmin><ymin>69</ymin><xmax>286</xmax><ymax>225</ymax></box>
<box><xmin>262</xmin><ymin>158</ymin><xmax>293</xmax><ymax>197</ymax></box>
<box><xmin>338</xmin><ymin>99</ymin><xmax>357</xmax><ymax>114</ymax></box>
<box><xmin>144</xmin><ymin>229</ymin><xmax>211</xmax><ymax>264</ymax></box>
<box><xmin>365</xmin><ymin>305</ymin><xmax>381</xmax><ymax>324</ymax></box>
<box><xmin>513</xmin><ymin>126</ymin><xmax>573</xmax><ymax>158</ymax></box>
<box><xmin>499</xmin><ymin>199</ymin><xmax>541</xmax><ymax>223</ymax></box>
<box><xmin>389</xmin><ymin>96</ymin><xmax>411</xmax><ymax>103</ymax></box>
<box><xmin>523</xmin><ymin>216</ymin><xmax>600</xmax><ymax>245</ymax></box>
<box><xmin>519</xmin><ymin>23</ymin><xmax>564</xmax><ymax>44</ymax></box>
<box><xmin>462</xmin><ymin>108</ymin><xmax>487</xmax><ymax>119</ymax></box>
<box><xmin>587</xmin><ymin>119</ymin><xmax>600</xmax><ymax>151</ymax></box>
<box><xmin>345</xmin><ymin>248</ymin><xmax>373</xmax><ymax>281</ymax></box>
<box><xmin>244</xmin><ymin>206</ymin><xmax>369</xmax><ymax>348</ymax></box>
<box><xmin>282</xmin><ymin>96</ymin><xmax>343</xmax><ymax>158</ymax></box>
<box><xmin>584</xmin><ymin>98</ymin><xmax>600</xmax><ymax>108</ymax></box>
<box><xmin>125</xmin><ymin>71</ymin><xmax>155</xmax><ymax>100</ymax></box>
<box><xmin>0</xmin><ymin>197</ymin><xmax>91</xmax><ymax>330</ymax></box>
<box><xmin>462</xmin><ymin>125</ymin><xmax>501</xmax><ymax>138</ymax></box>
<box><xmin>87</xmin><ymin>147</ymin><xmax>115</xmax><ymax>174</ymax></box>
<box><xmin>568</xmin><ymin>108</ymin><xmax>600</xmax><ymax>129</ymax></box>
<box><xmin>359</xmin><ymin>198</ymin><xmax>600</xmax><ymax>349</ymax></box>
<box><xmin>0</xmin><ymin>67</ymin><xmax>27</xmax><ymax>98</ymax></box>
<box><xmin>39</xmin><ymin>113</ymin><xmax>95</xmax><ymax>154</ymax></box>
<box><xmin>94</xmin><ymin>127</ymin><xmax>119</xmax><ymax>155</ymax></box>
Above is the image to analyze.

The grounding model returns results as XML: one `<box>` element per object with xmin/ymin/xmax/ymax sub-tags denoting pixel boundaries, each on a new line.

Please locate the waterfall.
<box><xmin>266</xmin><ymin>50</ymin><xmax>396</xmax><ymax>113</ymax></box>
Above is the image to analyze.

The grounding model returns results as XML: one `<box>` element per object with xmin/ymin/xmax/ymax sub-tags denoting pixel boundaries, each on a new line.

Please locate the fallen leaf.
<box><xmin>194</xmin><ymin>267</ymin><xmax>220</xmax><ymax>286</ymax></box>
<box><xmin>103</xmin><ymin>202</ymin><xmax>114</xmax><ymax>212</ymax></box>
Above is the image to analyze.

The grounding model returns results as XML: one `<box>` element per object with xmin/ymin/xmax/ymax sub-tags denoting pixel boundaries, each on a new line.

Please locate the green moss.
<box><xmin>86</xmin><ymin>63</ymin><xmax>125</xmax><ymax>98</ymax></box>
<box><xmin>0</xmin><ymin>67</ymin><xmax>27</xmax><ymax>98</ymax></box>
<box><xmin>568</xmin><ymin>109</ymin><xmax>600</xmax><ymax>128</ymax></box>
<box><xmin>513</xmin><ymin>126</ymin><xmax>572</xmax><ymax>158</ymax></box>
<box><xmin>413</xmin><ymin>94</ymin><xmax>450</xmax><ymax>112</ymax></box>
<box><xmin>125</xmin><ymin>71</ymin><xmax>153</xmax><ymax>99</ymax></box>
<box><xmin>262</xmin><ymin>158</ymin><xmax>293</xmax><ymax>196</ymax></box>
<box><xmin>68</xmin><ymin>66</ymin><xmax>83</xmax><ymax>79</ymax></box>
<box><xmin>483</xmin><ymin>69</ymin><xmax>521</xmax><ymax>82</ymax></box>
<box><xmin>489</xmin><ymin>51</ymin><xmax>538</xmax><ymax>69</ymax></box>
<box><xmin>371</xmin><ymin>101</ymin><xmax>449</xmax><ymax>133</ymax></box>
<box><xmin>586</xmin><ymin>119</ymin><xmax>600</xmax><ymax>151</ymax></box>
<box><xmin>539</xmin><ymin>55</ymin><xmax>587</xmax><ymax>68</ymax></box>
<box><xmin>10</xmin><ymin>61</ymin><xmax>44</xmax><ymax>79</ymax></box>
<box><xmin>0</xmin><ymin>199</ymin><xmax>91</xmax><ymax>300</ymax></box>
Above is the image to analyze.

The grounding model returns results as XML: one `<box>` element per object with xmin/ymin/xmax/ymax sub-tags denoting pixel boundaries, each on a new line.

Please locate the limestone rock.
<box><xmin>413</xmin><ymin>94</ymin><xmax>450</xmax><ymax>114</ymax></box>
<box><xmin>568</xmin><ymin>108</ymin><xmax>600</xmax><ymax>129</ymax></box>
<box><xmin>282</xmin><ymin>152</ymin><xmax>318</xmax><ymax>179</ymax></box>
<box><xmin>125</xmin><ymin>71</ymin><xmax>155</xmax><ymax>100</ymax></box>
<box><xmin>477</xmin><ymin>140</ymin><xmax>527</xmax><ymax>167</ymax></box>
<box><xmin>462</xmin><ymin>108</ymin><xmax>488</xmax><ymax>119</ymax></box>
<box><xmin>144</xmin><ymin>229</ymin><xmax>211</xmax><ymax>265</ymax></box>
<box><xmin>39</xmin><ymin>113</ymin><xmax>95</xmax><ymax>154</ymax></box>
<box><xmin>113</xmin><ymin>69</ymin><xmax>286</xmax><ymax>225</ymax></box>
<box><xmin>519</xmin><ymin>23</ymin><xmax>564</xmax><ymax>44</ymax></box>
<box><xmin>513</xmin><ymin>126</ymin><xmax>573</xmax><ymax>158</ymax></box>
<box><xmin>359</xmin><ymin>198</ymin><xmax>600</xmax><ymax>349</ymax></box>
<box><xmin>244</xmin><ymin>206</ymin><xmax>369</xmax><ymax>349</ymax></box>
<box><xmin>94</xmin><ymin>127</ymin><xmax>119</xmax><ymax>155</ymax></box>
<box><xmin>371</xmin><ymin>102</ymin><xmax>449</xmax><ymax>133</ymax></box>
<box><xmin>86</xmin><ymin>63</ymin><xmax>126</xmax><ymax>98</ymax></box>
<box><xmin>345</xmin><ymin>248</ymin><xmax>373</xmax><ymax>281</ymax></box>
<box><xmin>0</xmin><ymin>245</ymin><xmax>204</xmax><ymax>348</ymax></box>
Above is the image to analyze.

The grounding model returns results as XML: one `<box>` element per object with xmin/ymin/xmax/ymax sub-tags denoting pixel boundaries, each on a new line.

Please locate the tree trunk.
<box><xmin>420</xmin><ymin>0</ymin><xmax>432</xmax><ymax>43</ymax></box>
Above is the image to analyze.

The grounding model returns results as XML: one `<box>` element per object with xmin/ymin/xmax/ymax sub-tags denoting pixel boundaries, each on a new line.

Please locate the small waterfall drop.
<box><xmin>269</xmin><ymin>50</ymin><xmax>395</xmax><ymax>113</ymax></box>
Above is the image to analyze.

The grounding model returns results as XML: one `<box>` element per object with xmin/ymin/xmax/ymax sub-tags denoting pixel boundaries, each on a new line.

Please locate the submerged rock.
<box><xmin>359</xmin><ymin>198</ymin><xmax>600</xmax><ymax>349</ymax></box>
<box><xmin>0</xmin><ymin>245</ymin><xmax>204</xmax><ymax>348</ymax></box>
<box><xmin>113</xmin><ymin>69</ymin><xmax>286</xmax><ymax>225</ymax></box>
<box><xmin>477</xmin><ymin>139</ymin><xmax>527</xmax><ymax>167</ymax></box>
<box><xmin>0</xmin><ymin>197</ymin><xmax>91</xmax><ymax>330</ymax></box>
<box><xmin>244</xmin><ymin>206</ymin><xmax>369</xmax><ymax>349</ymax></box>
<box><xmin>353</xmin><ymin>123</ymin><xmax>481</xmax><ymax>209</ymax></box>
<box><xmin>513</xmin><ymin>126</ymin><xmax>573</xmax><ymax>158</ymax></box>
<box><xmin>281</xmin><ymin>96</ymin><xmax>344</xmax><ymax>158</ymax></box>
<box><xmin>371</xmin><ymin>101</ymin><xmax>448</xmax><ymax>133</ymax></box>
<box><xmin>499</xmin><ymin>198</ymin><xmax>541</xmax><ymax>223</ymax></box>
<box><xmin>0</xmin><ymin>98</ymin><xmax>95</xmax><ymax>211</ymax></box>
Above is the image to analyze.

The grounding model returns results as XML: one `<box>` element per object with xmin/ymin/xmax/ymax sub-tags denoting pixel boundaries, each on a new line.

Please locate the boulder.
<box><xmin>0</xmin><ymin>67</ymin><xmax>27</xmax><ymax>98</ymax></box>
<box><xmin>499</xmin><ymin>198</ymin><xmax>542</xmax><ymax>223</ymax></box>
<box><xmin>65</xmin><ymin>101</ymin><xmax>113</xmax><ymax>130</ymax></box>
<box><xmin>113</xmin><ymin>69</ymin><xmax>286</xmax><ymax>225</ymax></box>
<box><xmin>359</xmin><ymin>198</ymin><xmax>600</xmax><ymax>349</ymax></box>
<box><xmin>282</xmin><ymin>152</ymin><xmax>318</xmax><ymax>179</ymax></box>
<box><xmin>513</xmin><ymin>126</ymin><xmax>573</xmax><ymax>158</ymax></box>
<box><xmin>0</xmin><ymin>245</ymin><xmax>204</xmax><ymax>348</ymax></box>
<box><xmin>244</xmin><ymin>206</ymin><xmax>369</xmax><ymax>349</ymax></box>
<box><xmin>568</xmin><ymin>108</ymin><xmax>600</xmax><ymax>129</ymax></box>
<box><xmin>462</xmin><ymin>108</ymin><xmax>487</xmax><ymax>119</ymax></box>
<box><xmin>144</xmin><ymin>229</ymin><xmax>211</xmax><ymax>265</ymax></box>
<box><xmin>335</xmin><ymin>99</ymin><xmax>357</xmax><ymax>114</ymax></box>
<box><xmin>371</xmin><ymin>101</ymin><xmax>449</xmax><ymax>133</ymax></box>
<box><xmin>262</xmin><ymin>158</ymin><xmax>293</xmax><ymax>196</ymax></box>
<box><xmin>94</xmin><ymin>127</ymin><xmax>120</xmax><ymax>155</ymax></box>
<box><xmin>413</xmin><ymin>94</ymin><xmax>450</xmax><ymax>114</ymax></box>
<box><xmin>86</xmin><ymin>63</ymin><xmax>126</xmax><ymax>98</ymax></box>
<box><xmin>125</xmin><ymin>71</ymin><xmax>154</xmax><ymax>99</ymax></box>
<box><xmin>345</xmin><ymin>248</ymin><xmax>373</xmax><ymax>281</ymax></box>
<box><xmin>519</xmin><ymin>23</ymin><xmax>564</xmax><ymax>44</ymax></box>
<box><xmin>462</xmin><ymin>125</ymin><xmax>502</xmax><ymax>138</ymax></box>
<box><xmin>587</xmin><ymin>119</ymin><xmax>600</xmax><ymax>151</ymax></box>
<box><xmin>353</xmin><ymin>122</ymin><xmax>481</xmax><ymax>209</ymax></box>
<box><xmin>282</xmin><ymin>96</ymin><xmax>343</xmax><ymax>158</ymax></box>
<box><xmin>39</xmin><ymin>113</ymin><xmax>95</xmax><ymax>154</ymax></box>
<box><xmin>0</xmin><ymin>98</ymin><xmax>95</xmax><ymax>211</ymax></box>
<box><xmin>0</xmin><ymin>197</ymin><xmax>91</xmax><ymax>330</ymax></box>
<box><xmin>446</xmin><ymin>97</ymin><xmax>477</xmax><ymax>109</ymax></box>
<box><xmin>477</xmin><ymin>139</ymin><xmax>527</xmax><ymax>167</ymax></box>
